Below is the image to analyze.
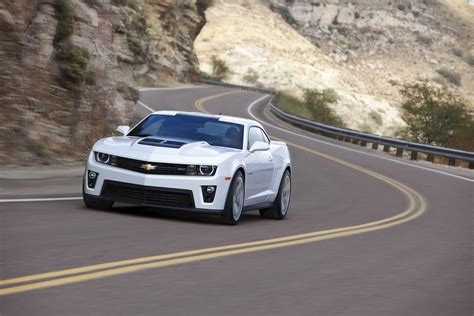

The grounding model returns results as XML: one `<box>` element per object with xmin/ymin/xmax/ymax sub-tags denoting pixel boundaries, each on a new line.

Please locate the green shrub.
<box><xmin>127</xmin><ymin>32</ymin><xmax>146</xmax><ymax>60</ymax></box>
<box><xmin>451</xmin><ymin>48</ymin><xmax>464</xmax><ymax>58</ymax></box>
<box><xmin>111</xmin><ymin>0</ymin><xmax>128</xmax><ymax>6</ymax></box>
<box><xmin>304</xmin><ymin>89</ymin><xmax>343</xmax><ymax>126</ymax></box>
<box><xmin>400</xmin><ymin>80</ymin><xmax>474</xmax><ymax>150</ymax></box>
<box><xmin>354</xmin><ymin>12</ymin><xmax>360</xmax><ymax>19</ymax></box>
<box><xmin>243</xmin><ymin>68</ymin><xmax>259</xmax><ymax>84</ymax></box>
<box><xmin>397</xmin><ymin>4</ymin><xmax>406</xmax><ymax>11</ymax></box>
<box><xmin>54</xmin><ymin>0</ymin><xmax>75</xmax><ymax>42</ymax></box>
<box><xmin>437</xmin><ymin>68</ymin><xmax>461</xmax><ymax>86</ymax></box>
<box><xmin>464</xmin><ymin>53</ymin><xmax>474</xmax><ymax>66</ymax></box>
<box><xmin>416</xmin><ymin>34</ymin><xmax>432</xmax><ymax>46</ymax></box>
<box><xmin>271</xmin><ymin>5</ymin><xmax>297</xmax><ymax>25</ymax></box>
<box><xmin>196</xmin><ymin>0</ymin><xmax>214</xmax><ymax>12</ymax></box>
<box><xmin>55</xmin><ymin>43</ymin><xmax>90</xmax><ymax>92</ymax></box>
<box><xmin>274</xmin><ymin>89</ymin><xmax>343</xmax><ymax>127</ymax></box>
<box><xmin>26</xmin><ymin>140</ymin><xmax>47</xmax><ymax>158</ymax></box>
<box><xmin>369</xmin><ymin>110</ymin><xmax>383</xmax><ymax>125</ymax></box>
<box><xmin>211</xmin><ymin>56</ymin><xmax>230</xmax><ymax>81</ymax></box>
<box><xmin>84</xmin><ymin>70</ymin><xmax>96</xmax><ymax>86</ymax></box>
<box><xmin>199</xmin><ymin>71</ymin><xmax>213</xmax><ymax>80</ymax></box>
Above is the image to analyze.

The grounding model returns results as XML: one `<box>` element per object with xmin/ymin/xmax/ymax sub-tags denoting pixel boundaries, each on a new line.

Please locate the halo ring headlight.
<box><xmin>95</xmin><ymin>152</ymin><xmax>110</xmax><ymax>164</ymax></box>
<box><xmin>199</xmin><ymin>165</ymin><xmax>215</xmax><ymax>176</ymax></box>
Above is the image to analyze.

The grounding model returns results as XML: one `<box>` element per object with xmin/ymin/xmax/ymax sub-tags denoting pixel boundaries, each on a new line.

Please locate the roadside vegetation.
<box><xmin>53</xmin><ymin>0</ymin><xmax>96</xmax><ymax>92</ymax></box>
<box><xmin>436</xmin><ymin>67</ymin><xmax>462</xmax><ymax>86</ymax></box>
<box><xmin>399</xmin><ymin>80</ymin><xmax>474</xmax><ymax>151</ymax></box>
<box><xmin>275</xmin><ymin>89</ymin><xmax>344</xmax><ymax>127</ymax></box>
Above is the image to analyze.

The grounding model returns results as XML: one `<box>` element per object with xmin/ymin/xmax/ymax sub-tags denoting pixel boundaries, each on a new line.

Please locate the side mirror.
<box><xmin>116</xmin><ymin>125</ymin><xmax>130</xmax><ymax>136</ymax></box>
<box><xmin>249</xmin><ymin>141</ymin><xmax>270</xmax><ymax>153</ymax></box>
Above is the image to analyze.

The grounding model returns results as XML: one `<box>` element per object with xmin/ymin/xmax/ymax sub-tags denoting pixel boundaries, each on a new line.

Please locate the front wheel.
<box><xmin>222</xmin><ymin>171</ymin><xmax>245</xmax><ymax>225</ymax></box>
<box><xmin>260</xmin><ymin>169</ymin><xmax>291</xmax><ymax>220</ymax></box>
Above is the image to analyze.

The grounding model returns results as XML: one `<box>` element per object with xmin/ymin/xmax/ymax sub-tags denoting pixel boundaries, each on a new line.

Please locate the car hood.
<box><xmin>92</xmin><ymin>136</ymin><xmax>239</xmax><ymax>164</ymax></box>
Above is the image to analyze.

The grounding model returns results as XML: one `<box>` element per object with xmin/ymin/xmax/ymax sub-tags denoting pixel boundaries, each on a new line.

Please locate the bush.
<box><xmin>55</xmin><ymin>44</ymin><xmax>91</xmax><ymax>92</ymax></box>
<box><xmin>437</xmin><ymin>68</ymin><xmax>461</xmax><ymax>86</ymax></box>
<box><xmin>211</xmin><ymin>56</ymin><xmax>230</xmax><ymax>81</ymax></box>
<box><xmin>196</xmin><ymin>0</ymin><xmax>214</xmax><ymax>13</ymax></box>
<box><xmin>416</xmin><ymin>34</ymin><xmax>432</xmax><ymax>46</ymax></box>
<box><xmin>464</xmin><ymin>53</ymin><xmax>474</xmax><ymax>67</ymax></box>
<box><xmin>304</xmin><ymin>89</ymin><xmax>343</xmax><ymax>126</ymax></box>
<box><xmin>354</xmin><ymin>12</ymin><xmax>360</xmax><ymax>19</ymax></box>
<box><xmin>369</xmin><ymin>110</ymin><xmax>383</xmax><ymax>125</ymax></box>
<box><xmin>84</xmin><ymin>70</ymin><xmax>96</xmax><ymax>86</ymax></box>
<box><xmin>53</xmin><ymin>0</ymin><xmax>75</xmax><ymax>42</ymax></box>
<box><xmin>127</xmin><ymin>32</ymin><xmax>146</xmax><ymax>60</ymax></box>
<box><xmin>271</xmin><ymin>5</ymin><xmax>297</xmax><ymax>25</ymax></box>
<box><xmin>243</xmin><ymin>68</ymin><xmax>259</xmax><ymax>84</ymax></box>
<box><xmin>111</xmin><ymin>0</ymin><xmax>128</xmax><ymax>5</ymax></box>
<box><xmin>397</xmin><ymin>4</ymin><xmax>406</xmax><ymax>11</ymax></box>
<box><xmin>451</xmin><ymin>48</ymin><xmax>463</xmax><ymax>58</ymax></box>
<box><xmin>400</xmin><ymin>80</ymin><xmax>474</xmax><ymax>150</ymax></box>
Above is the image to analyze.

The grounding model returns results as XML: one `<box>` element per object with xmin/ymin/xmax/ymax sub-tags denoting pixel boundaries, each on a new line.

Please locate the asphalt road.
<box><xmin>0</xmin><ymin>87</ymin><xmax>473</xmax><ymax>315</ymax></box>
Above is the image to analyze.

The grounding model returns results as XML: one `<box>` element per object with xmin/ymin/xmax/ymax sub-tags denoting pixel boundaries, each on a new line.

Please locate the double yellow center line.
<box><xmin>0</xmin><ymin>90</ymin><xmax>426</xmax><ymax>296</ymax></box>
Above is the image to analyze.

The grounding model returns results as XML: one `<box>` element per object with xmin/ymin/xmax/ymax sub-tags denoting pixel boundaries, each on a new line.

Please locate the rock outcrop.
<box><xmin>0</xmin><ymin>0</ymin><xmax>202</xmax><ymax>166</ymax></box>
<box><xmin>195</xmin><ymin>0</ymin><xmax>473</xmax><ymax>135</ymax></box>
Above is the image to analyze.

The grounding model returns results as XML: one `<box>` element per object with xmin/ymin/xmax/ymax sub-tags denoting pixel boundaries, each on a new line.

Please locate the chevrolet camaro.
<box><xmin>83</xmin><ymin>111</ymin><xmax>292</xmax><ymax>225</ymax></box>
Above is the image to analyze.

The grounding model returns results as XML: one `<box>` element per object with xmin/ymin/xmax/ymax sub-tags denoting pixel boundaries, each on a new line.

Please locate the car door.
<box><xmin>244</xmin><ymin>126</ymin><xmax>275</xmax><ymax>206</ymax></box>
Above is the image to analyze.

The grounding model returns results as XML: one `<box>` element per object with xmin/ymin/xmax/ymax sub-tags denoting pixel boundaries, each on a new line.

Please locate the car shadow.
<box><xmin>84</xmin><ymin>203</ymin><xmax>263</xmax><ymax>226</ymax></box>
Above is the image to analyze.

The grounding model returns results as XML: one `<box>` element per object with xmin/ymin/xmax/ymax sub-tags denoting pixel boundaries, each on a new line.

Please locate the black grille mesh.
<box><xmin>110</xmin><ymin>156</ymin><xmax>188</xmax><ymax>175</ymax></box>
<box><xmin>101</xmin><ymin>180</ymin><xmax>194</xmax><ymax>208</ymax></box>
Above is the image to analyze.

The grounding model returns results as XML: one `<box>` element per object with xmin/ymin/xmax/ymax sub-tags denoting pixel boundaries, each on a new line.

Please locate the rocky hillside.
<box><xmin>195</xmin><ymin>0</ymin><xmax>474</xmax><ymax>135</ymax></box>
<box><xmin>0</xmin><ymin>0</ymin><xmax>202</xmax><ymax>166</ymax></box>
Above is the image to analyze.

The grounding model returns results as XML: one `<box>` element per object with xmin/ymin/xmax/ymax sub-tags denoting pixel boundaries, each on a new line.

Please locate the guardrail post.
<box><xmin>410</xmin><ymin>151</ymin><xmax>418</xmax><ymax>160</ymax></box>
<box><xmin>448</xmin><ymin>158</ymin><xmax>456</xmax><ymax>166</ymax></box>
<box><xmin>360</xmin><ymin>141</ymin><xmax>367</xmax><ymax>147</ymax></box>
<box><xmin>352</xmin><ymin>139</ymin><xmax>359</xmax><ymax>145</ymax></box>
<box><xmin>372</xmin><ymin>143</ymin><xmax>379</xmax><ymax>150</ymax></box>
<box><xmin>396</xmin><ymin>148</ymin><xmax>403</xmax><ymax>157</ymax></box>
<box><xmin>383</xmin><ymin>145</ymin><xmax>390</xmax><ymax>152</ymax></box>
<box><xmin>469</xmin><ymin>161</ymin><xmax>474</xmax><ymax>169</ymax></box>
<box><xmin>427</xmin><ymin>154</ymin><xmax>434</xmax><ymax>163</ymax></box>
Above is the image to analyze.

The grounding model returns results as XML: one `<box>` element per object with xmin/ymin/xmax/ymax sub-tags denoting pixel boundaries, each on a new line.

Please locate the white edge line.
<box><xmin>139</xmin><ymin>86</ymin><xmax>205</xmax><ymax>92</ymax></box>
<box><xmin>247</xmin><ymin>96</ymin><xmax>474</xmax><ymax>183</ymax></box>
<box><xmin>136</xmin><ymin>100</ymin><xmax>156</xmax><ymax>113</ymax></box>
<box><xmin>4</xmin><ymin>91</ymin><xmax>470</xmax><ymax>204</ymax></box>
<box><xmin>0</xmin><ymin>197</ymin><xmax>82</xmax><ymax>203</ymax></box>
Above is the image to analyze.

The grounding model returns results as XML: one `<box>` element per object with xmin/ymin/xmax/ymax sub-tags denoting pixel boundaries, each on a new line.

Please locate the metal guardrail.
<box><xmin>200</xmin><ymin>79</ymin><xmax>474</xmax><ymax>169</ymax></box>
<box><xmin>198</xmin><ymin>79</ymin><xmax>276</xmax><ymax>95</ymax></box>
<box><xmin>270</xmin><ymin>104</ymin><xmax>474</xmax><ymax>169</ymax></box>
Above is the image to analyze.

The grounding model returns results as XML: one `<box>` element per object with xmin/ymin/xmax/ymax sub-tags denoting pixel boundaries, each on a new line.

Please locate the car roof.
<box><xmin>151</xmin><ymin>110</ymin><xmax>261</xmax><ymax>127</ymax></box>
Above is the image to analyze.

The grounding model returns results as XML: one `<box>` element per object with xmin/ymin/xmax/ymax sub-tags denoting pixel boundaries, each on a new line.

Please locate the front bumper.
<box><xmin>84</xmin><ymin>153</ymin><xmax>230</xmax><ymax>211</ymax></box>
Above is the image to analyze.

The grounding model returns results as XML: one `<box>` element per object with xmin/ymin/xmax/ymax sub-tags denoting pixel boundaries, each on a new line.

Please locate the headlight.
<box><xmin>199</xmin><ymin>165</ymin><xmax>216</xmax><ymax>176</ymax></box>
<box><xmin>95</xmin><ymin>152</ymin><xmax>111</xmax><ymax>164</ymax></box>
<box><xmin>185</xmin><ymin>165</ymin><xmax>217</xmax><ymax>176</ymax></box>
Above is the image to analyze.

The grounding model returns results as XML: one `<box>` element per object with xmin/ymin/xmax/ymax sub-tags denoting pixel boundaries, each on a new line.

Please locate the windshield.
<box><xmin>128</xmin><ymin>114</ymin><xmax>244</xmax><ymax>150</ymax></box>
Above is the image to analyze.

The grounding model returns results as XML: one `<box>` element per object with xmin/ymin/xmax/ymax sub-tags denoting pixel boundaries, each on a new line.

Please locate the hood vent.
<box><xmin>138</xmin><ymin>137</ymin><xmax>187</xmax><ymax>149</ymax></box>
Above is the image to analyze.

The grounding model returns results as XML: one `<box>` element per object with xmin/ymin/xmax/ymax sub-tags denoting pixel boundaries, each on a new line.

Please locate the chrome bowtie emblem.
<box><xmin>141</xmin><ymin>163</ymin><xmax>156</xmax><ymax>171</ymax></box>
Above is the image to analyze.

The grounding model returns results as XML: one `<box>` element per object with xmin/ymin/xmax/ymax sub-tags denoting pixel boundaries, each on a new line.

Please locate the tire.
<box><xmin>82</xmin><ymin>179</ymin><xmax>114</xmax><ymax>210</ymax></box>
<box><xmin>260</xmin><ymin>169</ymin><xmax>291</xmax><ymax>220</ymax></box>
<box><xmin>222</xmin><ymin>171</ymin><xmax>245</xmax><ymax>225</ymax></box>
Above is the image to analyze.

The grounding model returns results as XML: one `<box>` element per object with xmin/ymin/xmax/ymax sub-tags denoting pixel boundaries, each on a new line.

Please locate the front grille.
<box><xmin>101</xmin><ymin>180</ymin><xmax>194</xmax><ymax>208</ymax></box>
<box><xmin>110</xmin><ymin>156</ymin><xmax>188</xmax><ymax>175</ymax></box>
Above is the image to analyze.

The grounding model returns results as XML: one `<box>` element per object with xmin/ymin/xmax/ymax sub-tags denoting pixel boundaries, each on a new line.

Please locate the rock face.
<box><xmin>195</xmin><ymin>0</ymin><xmax>473</xmax><ymax>135</ymax></box>
<box><xmin>0</xmin><ymin>0</ymin><xmax>202</xmax><ymax>166</ymax></box>
<box><xmin>272</xmin><ymin>0</ymin><xmax>474</xmax><ymax>104</ymax></box>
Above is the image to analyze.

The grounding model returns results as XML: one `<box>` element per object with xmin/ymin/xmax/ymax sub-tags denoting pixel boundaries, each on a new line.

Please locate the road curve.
<box><xmin>0</xmin><ymin>87</ymin><xmax>472</xmax><ymax>315</ymax></box>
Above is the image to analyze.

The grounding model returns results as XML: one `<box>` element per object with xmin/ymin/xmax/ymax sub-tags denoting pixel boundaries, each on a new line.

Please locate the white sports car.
<box><xmin>83</xmin><ymin>111</ymin><xmax>292</xmax><ymax>224</ymax></box>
